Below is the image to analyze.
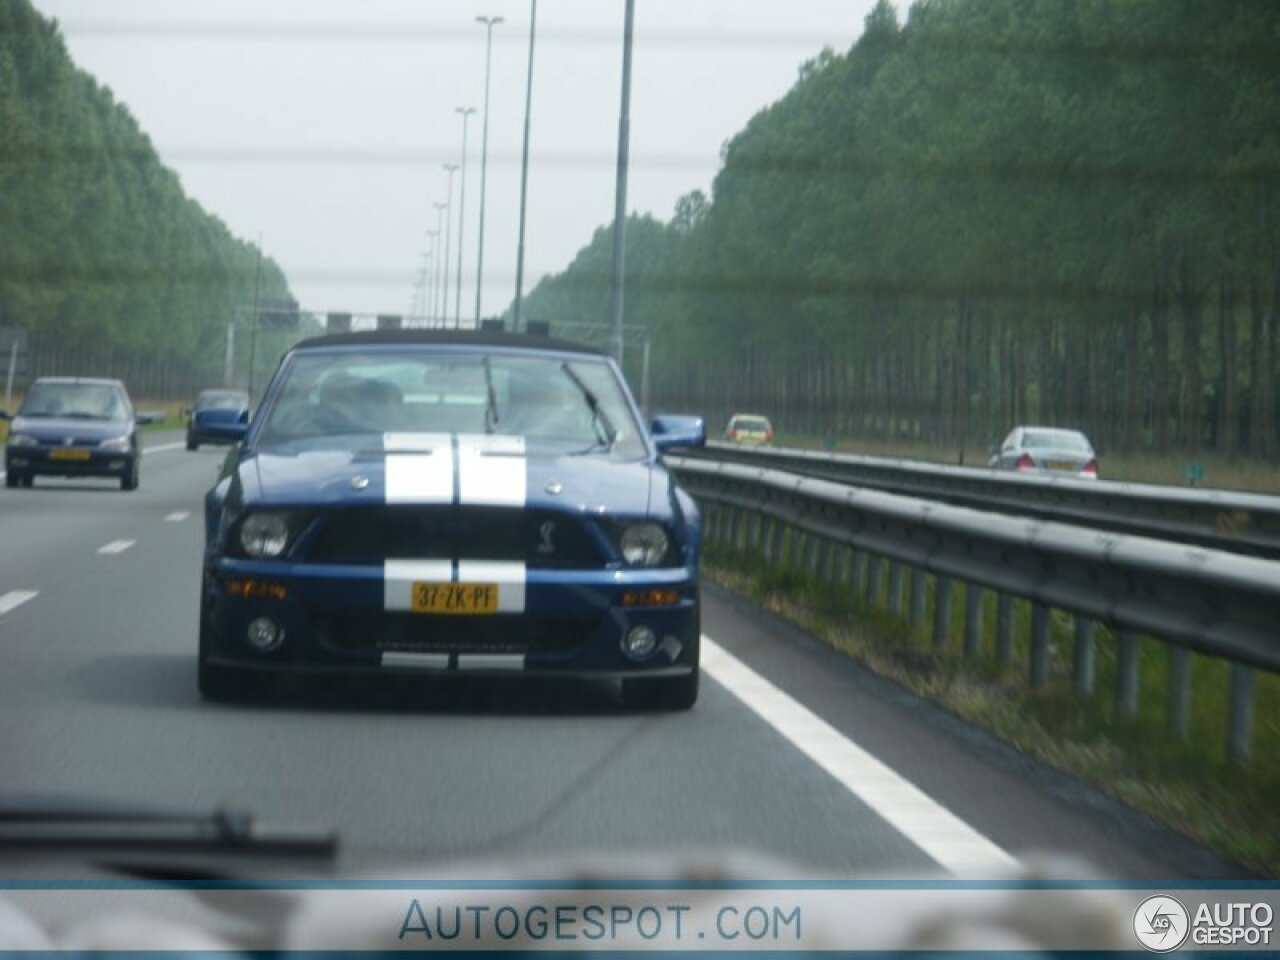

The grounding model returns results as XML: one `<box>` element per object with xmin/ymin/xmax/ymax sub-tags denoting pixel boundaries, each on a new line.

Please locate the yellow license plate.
<box><xmin>1049</xmin><ymin>460</ymin><xmax>1076</xmax><ymax>471</ymax></box>
<box><xmin>50</xmin><ymin>448</ymin><xmax>91</xmax><ymax>461</ymax></box>
<box><xmin>412</xmin><ymin>582</ymin><xmax>499</xmax><ymax>615</ymax></box>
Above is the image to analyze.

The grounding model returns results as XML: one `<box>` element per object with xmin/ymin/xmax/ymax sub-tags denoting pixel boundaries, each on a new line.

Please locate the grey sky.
<box><xmin>34</xmin><ymin>1</ymin><xmax>877</xmax><ymax>323</ymax></box>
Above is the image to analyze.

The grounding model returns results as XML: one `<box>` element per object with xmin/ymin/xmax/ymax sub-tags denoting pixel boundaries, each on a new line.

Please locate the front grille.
<box><xmin>301</xmin><ymin>506</ymin><xmax>604</xmax><ymax>568</ymax></box>
<box><xmin>313</xmin><ymin>612</ymin><xmax>590</xmax><ymax>655</ymax></box>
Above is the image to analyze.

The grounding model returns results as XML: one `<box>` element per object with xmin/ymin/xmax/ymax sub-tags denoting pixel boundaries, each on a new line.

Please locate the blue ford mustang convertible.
<box><xmin>199</xmin><ymin>331</ymin><xmax>706</xmax><ymax>709</ymax></box>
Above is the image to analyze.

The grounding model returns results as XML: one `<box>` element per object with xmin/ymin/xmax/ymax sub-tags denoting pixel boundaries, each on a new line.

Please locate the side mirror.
<box><xmin>651</xmin><ymin>414</ymin><xmax>706</xmax><ymax>453</ymax></box>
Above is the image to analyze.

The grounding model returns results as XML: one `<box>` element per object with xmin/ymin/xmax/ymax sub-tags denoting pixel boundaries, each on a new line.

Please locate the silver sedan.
<box><xmin>989</xmin><ymin>426</ymin><xmax>1098</xmax><ymax>478</ymax></box>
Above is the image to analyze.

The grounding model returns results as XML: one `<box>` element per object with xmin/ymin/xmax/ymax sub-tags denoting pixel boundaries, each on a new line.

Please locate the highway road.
<box><xmin>0</xmin><ymin>433</ymin><xmax>1246</xmax><ymax>881</ymax></box>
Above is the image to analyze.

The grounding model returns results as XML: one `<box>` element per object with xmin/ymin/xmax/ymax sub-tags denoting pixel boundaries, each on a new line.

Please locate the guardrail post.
<box><xmin>909</xmin><ymin>568</ymin><xmax>927</xmax><ymax>630</ymax></box>
<box><xmin>1227</xmin><ymin>665</ymin><xmax>1254</xmax><ymax>765</ymax></box>
<box><xmin>995</xmin><ymin>594</ymin><xmax>1015</xmax><ymax>665</ymax></box>
<box><xmin>1116</xmin><ymin>631</ymin><xmax>1140</xmax><ymax>719</ymax></box>
<box><xmin>816</xmin><ymin>539</ymin><xmax>834</xmax><ymax>582</ymax></box>
<box><xmin>867</xmin><ymin>555</ymin><xmax>884</xmax><ymax>605</ymax></box>
<box><xmin>785</xmin><ymin>526</ymin><xmax>801</xmax><ymax>568</ymax></box>
<box><xmin>849</xmin><ymin>550</ymin><xmax>866</xmax><ymax>594</ymax></box>
<box><xmin>887</xmin><ymin>562</ymin><xmax>904</xmax><ymax>615</ymax></box>
<box><xmin>1030</xmin><ymin>604</ymin><xmax>1051</xmax><ymax>687</ymax></box>
<box><xmin>1073</xmin><ymin>617</ymin><xmax>1096</xmax><ymax>696</ymax></box>
<box><xmin>725</xmin><ymin>507</ymin><xmax>741</xmax><ymax>551</ymax></box>
<box><xmin>1168</xmin><ymin>646</ymin><xmax>1192</xmax><ymax>740</ymax></box>
<box><xmin>803</xmin><ymin>534</ymin><xmax>820</xmax><ymax>576</ymax></box>
<box><xmin>932</xmin><ymin>576</ymin><xmax>953</xmax><ymax>650</ymax></box>
<box><xmin>963</xmin><ymin>583</ymin><xmax>983</xmax><ymax>657</ymax></box>
<box><xmin>709</xmin><ymin>507</ymin><xmax>724</xmax><ymax>549</ymax></box>
<box><xmin>767</xmin><ymin>518</ymin><xmax>785</xmax><ymax>566</ymax></box>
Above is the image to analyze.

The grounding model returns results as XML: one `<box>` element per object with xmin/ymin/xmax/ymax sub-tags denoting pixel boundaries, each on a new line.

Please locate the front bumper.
<box><xmin>5</xmin><ymin>447</ymin><xmax>133</xmax><ymax>478</ymax></box>
<box><xmin>201</xmin><ymin>558</ymin><xmax>699</xmax><ymax>679</ymax></box>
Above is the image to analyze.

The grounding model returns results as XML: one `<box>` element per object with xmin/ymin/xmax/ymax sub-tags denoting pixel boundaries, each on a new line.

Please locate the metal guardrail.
<box><xmin>670</xmin><ymin>456</ymin><xmax>1280</xmax><ymax>763</ymax></box>
<box><xmin>684</xmin><ymin>442</ymin><xmax>1280</xmax><ymax>561</ymax></box>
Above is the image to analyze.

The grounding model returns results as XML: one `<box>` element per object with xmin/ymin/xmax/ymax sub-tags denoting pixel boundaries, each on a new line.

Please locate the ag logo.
<box><xmin>1133</xmin><ymin>895</ymin><xmax>1190</xmax><ymax>952</ymax></box>
<box><xmin>537</xmin><ymin>521</ymin><xmax>556</xmax><ymax>554</ymax></box>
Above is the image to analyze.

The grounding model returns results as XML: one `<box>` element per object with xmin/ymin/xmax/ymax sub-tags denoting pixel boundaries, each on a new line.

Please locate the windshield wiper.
<box><xmin>483</xmin><ymin>356</ymin><xmax>500</xmax><ymax>434</ymax></box>
<box><xmin>559</xmin><ymin>363</ymin><xmax>616</xmax><ymax>450</ymax></box>
<box><xmin>0</xmin><ymin>795</ymin><xmax>337</xmax><ymax>869</ymax></box>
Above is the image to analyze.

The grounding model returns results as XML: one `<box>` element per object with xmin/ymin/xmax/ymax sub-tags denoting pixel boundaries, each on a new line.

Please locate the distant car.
<box><xmin>724</xmin><ymin>413</ymin><xmax>773</xmax><ymax>446</ymax></box>
<box><xmin>187</xmin><ymin>388</ymin><xmax>251</xmax><ymax>450</ymax></box>
<box><xmin>2</xmin><ymin>377</ymin><xmax>142</xmax><ymax>490</ymax></box>
<box><xmin>989</xmin><ymin>426</ymin><xmax>1098</xmax><ymax>479</ymax></box>
<box><xmin>198</xmin><ymin>330</ymin><xmax>706</xmax><ymax>710</ymax></box>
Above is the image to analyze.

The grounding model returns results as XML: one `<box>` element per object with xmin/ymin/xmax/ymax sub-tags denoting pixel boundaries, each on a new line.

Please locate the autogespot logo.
<box><xmin>1134</xmin><ymin>895</ymin><xmax>1190</xmax><ymax>952</ymax></box>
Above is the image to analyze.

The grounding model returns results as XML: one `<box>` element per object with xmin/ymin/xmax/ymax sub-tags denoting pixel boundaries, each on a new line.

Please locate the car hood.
<box><xmin>193</xmin><ymin>408</ymin><xmax>246</xmax><ymax>424</ymax></box>
<box><xmin>238</xmin><ymin>442</ymin><xmax>660</xmax><ymax>517</ymax></box>
<box><xmin>9</xmin><ymin>416</ymin><xmax>131</xmax><ymax>442</ymax></box>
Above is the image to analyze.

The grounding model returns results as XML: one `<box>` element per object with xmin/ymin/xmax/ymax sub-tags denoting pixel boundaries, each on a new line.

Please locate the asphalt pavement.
<box><xmin>0</xmin><ymin>433</ymin><xmax>1245</xmax><ymax>881</ymax></box>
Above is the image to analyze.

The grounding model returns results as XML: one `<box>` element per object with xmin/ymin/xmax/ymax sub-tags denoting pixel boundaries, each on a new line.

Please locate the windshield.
<box><xmin>256</xmin><ymin>350</ymin><xmax>645</xmax><ymax>458</ymax></box>
<box><xmin>195</xmin><ymin>390</ymin><xmax>248</xmax><ymax>411</ymax></box>
<box><xmin>1022</xmin><ymin>430</ymin><xmax>1091</xmax><ymax>452</ymax></box>
<box><xmin>18</xmin><ymin>382</ymin><xmax>127</xmax><ymax>421</ymax></box>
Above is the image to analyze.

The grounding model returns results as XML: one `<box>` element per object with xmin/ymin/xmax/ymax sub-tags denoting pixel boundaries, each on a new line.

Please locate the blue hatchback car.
<box><xmin>198</xmin><ymin>331</ymin><xmax>706</xmax><ymax>709</ymax></box>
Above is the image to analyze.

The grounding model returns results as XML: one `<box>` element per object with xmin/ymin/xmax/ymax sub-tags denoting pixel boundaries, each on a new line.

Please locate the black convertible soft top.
<box><xmin>291</xmin><ymin>329</ymin><xmax>603</xmax><ymax>356</ymax></box>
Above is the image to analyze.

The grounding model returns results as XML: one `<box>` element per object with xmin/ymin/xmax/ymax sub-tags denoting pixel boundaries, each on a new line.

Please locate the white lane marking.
<box><xmin>0</xmin><ymin>590</ymin><xmax>38</xmax><ymax>615</ymax></box>
<box><xmin>384</xmin><ymin>559</ymin><xmax>452</xmax><ymax>612</ymax></box>
<box><xmin>457</xmin><ymin>560</ymin><xmax>526</xmax><ymax>613</ymax></box>
<box><xmin>165</xmin><ymin>511</ymin><xmax>190</xmax><ymax>522</ymax></box>
<box><xmin>701</xmin><ymin>634</ymin><xmax>1019</xmax><ymax>876</ymax></box>
<box><xmin>142</xmin><ymin>441</ymin><xmax>186</xmax><ymax>455</ymax></box>
<box><xmin>458</xmin><ymin>434</ymin><xmax>526</xmax><ymax>507</ymax></box>
<box><xmin>382</xmin><ymin>651</ymin><xmax>450</xmax><ymax>670</ymax></box>
<box><xmin>97</xmin><ymin>539</ymin><xmax>136</xmax><ymax>555</ymax></box>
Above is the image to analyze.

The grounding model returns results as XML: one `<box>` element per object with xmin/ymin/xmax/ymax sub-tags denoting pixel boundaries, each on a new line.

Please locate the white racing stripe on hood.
<box><xmin>383</xmin><ymin>433</ymin><xmax>452</xmax><ymax>504</ymax></box>
<box><xmin>384</xmin><ymin>559</ymin><xmax>452</xmax><ymax>612</ymax></box>
<box><xmin>458</xmin><ymin>560</ymin><xmax>526</xmax><ymax>613</ymax></box>
<box><xmin>457</xmin><ymin>433</ymin><xmax>526</xmax><ymax>507</ymax></box>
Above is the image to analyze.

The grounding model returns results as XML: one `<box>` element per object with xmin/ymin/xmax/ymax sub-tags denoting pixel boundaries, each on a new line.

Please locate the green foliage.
<box><xmin>0</xmin><ymin>0</ymin><xmax>294</xmax><ymax>395</ymax></box>
<box><xmin>518</xmin><ymin>0</ymin><xmax>1280</xmax><ymax>461</ymax></box>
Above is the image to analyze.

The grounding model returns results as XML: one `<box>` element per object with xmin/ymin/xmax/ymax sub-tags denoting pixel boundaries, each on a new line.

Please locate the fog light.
<box><xmin>622</xmin><ymin>626</ymin><xmax>658</xmax><ymax>659</ymax></box>
<box><xmin>246</xmin><ymin>617</ymin><xmax>284</xmax><ymax>652</ymax></box>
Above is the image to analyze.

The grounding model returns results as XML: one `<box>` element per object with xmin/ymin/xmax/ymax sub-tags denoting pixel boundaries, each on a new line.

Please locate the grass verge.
<box><xmin>707</xmin><ymin>545</ymin><xmax>1280</xmax><ymax>876</ymax></box>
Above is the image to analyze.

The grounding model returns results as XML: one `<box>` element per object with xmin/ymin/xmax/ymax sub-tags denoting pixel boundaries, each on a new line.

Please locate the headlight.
<box><xmin>99</xmin><ymin>435</ymin><xmax>131</xmax><ymax>451</ymax></box>
<box><xmin>6</xmin><ymin>434</ymin><xmax>37</xmax><ymax>448</ymax></box>
<box><xmin>239</xmin><ymin>512</ymin><xmax>292</xmax><ymax>558</ymax></box>
<box><xmin>619</xmin><ymin>522</ymin><xmax>670</xmax><ymax>567</ymax></box>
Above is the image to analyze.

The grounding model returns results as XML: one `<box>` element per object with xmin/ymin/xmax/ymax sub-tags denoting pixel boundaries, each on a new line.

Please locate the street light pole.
<box><xmin>425</xmin><ymin>229</ymin><xmax>439</xmax><ymax>327</ymax></box>
<box><xmin>454</xmin><ymin>107</ymin><xmax>476</xmax><ymax>330</ymax></box>
<box><xmin>512</xmin><ymin>0</ymin><xmax>537</xmax><ymax>332</ymax></box>
<box><xmin>441</xmin><ymin>164</ymin><xmax>458</xmax><ymax>331</ymax></box>
<box><xmin>432</xmin><ymin>205</ymin><xmax>447</xmax><ymax>326</ymax></box>
<box><xmin>609</xmin><ymin>0</ymin><xmax>636</xmax><ymax>367</ymax></box>
<box><xmin>474</xmin><ymin>15</ymin><xmax>503</xmax><ymax>326</ymax></box>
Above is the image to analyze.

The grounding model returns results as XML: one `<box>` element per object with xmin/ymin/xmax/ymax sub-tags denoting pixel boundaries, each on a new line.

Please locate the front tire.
<box><xmin>186</xmin><ymin>433</ymin><xmax>198</xmax><ymax>451</ymax></box>
<box><xmin>4</xmin><ymin>472</ymin><xmax>18</xmax><ymax>489</ymax></box>
<box><xmin>121</xmin><ymin>456</ymin><xmax>139</xmax><ymax>491</ymax></box>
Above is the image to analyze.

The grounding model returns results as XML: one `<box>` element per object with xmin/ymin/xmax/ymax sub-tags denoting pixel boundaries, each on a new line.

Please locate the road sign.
<box><xmin>376</xmin><ymin>314</ymin><xmax>403</xmax><ymax>331</ymax></box>
<box><xmin>326</xmin><ymin>313</ymin><xmax>352</xmax><ymax>333</ymax></box>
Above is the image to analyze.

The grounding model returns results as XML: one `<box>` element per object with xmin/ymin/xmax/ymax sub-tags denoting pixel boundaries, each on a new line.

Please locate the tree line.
<box><xmin>0</xmin><ymin>0</ymin><xmax>295</xmax><ymax>398</ymax></box>
<box><xmin>519</xmin><ymin>0</ymin><xmax>1280</xmax><ymax>460</ymax></box>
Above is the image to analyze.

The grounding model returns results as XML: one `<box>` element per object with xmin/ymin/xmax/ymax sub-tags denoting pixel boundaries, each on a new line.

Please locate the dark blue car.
<box><xmin>3</xmin><ymin>377</ymin><xmax>142</xmax><ymax>491</ymax></box>
<box><xmin>187</xmin><ymin>388</ymin><xmax>251</xmax><ymax>450</ymax></box>
<box><xmin>198</xmin><ymin>331</ymin><xmax>706</xmax><ymax>709</ymax></box>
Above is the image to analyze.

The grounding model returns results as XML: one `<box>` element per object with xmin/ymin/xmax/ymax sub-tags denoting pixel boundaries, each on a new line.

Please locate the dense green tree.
<box><xmin>0</xmin><ymin>0</ymin><xmax>296</xmax><ymax>398</ymax></box>
<box><xmin>518</xmin><ymin>0</ymin><xmax>1280</xmax><ymax>462</ymax></box>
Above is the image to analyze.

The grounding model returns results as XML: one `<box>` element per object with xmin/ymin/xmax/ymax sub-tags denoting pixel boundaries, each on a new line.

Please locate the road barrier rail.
<box><xmin>683</xmin><ymin>442</ymin><xmax>1280</xmax><ymax>561</ymax></box>
<box><xmin>670</xmin><ymin>456</ymin><xmax>1280</xmax><ymax>764</ymax></box>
